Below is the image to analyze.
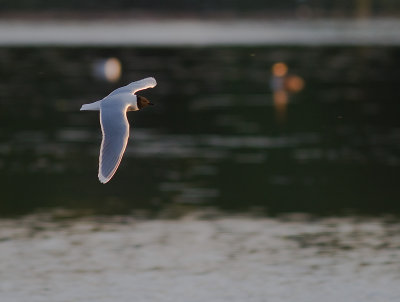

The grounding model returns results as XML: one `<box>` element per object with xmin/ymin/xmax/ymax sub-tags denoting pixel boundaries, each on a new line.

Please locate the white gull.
<box><xmin>81</xmin><ymin>77</ymin><xmax>157</xmax><ymax>183</ymax></box>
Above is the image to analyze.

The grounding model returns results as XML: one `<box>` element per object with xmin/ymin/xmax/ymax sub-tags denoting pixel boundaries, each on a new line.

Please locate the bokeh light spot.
<box><xmin>272</xmin><ymin>62</ymin><xmax>288</xmax><ymax>77</ymax></box>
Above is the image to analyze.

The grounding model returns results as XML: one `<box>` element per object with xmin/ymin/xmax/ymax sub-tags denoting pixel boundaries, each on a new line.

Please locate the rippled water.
<box><xmin>1</xmin><ymin>46</ymin><xmax>399</xmax><ymax>215</ymax></box>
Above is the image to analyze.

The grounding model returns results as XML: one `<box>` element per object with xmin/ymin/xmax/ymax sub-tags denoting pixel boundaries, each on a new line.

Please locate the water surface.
<box><xmin>1</xmin><ymin>46</ymin><xmax>399</xmax><ymax>215</ymax></box>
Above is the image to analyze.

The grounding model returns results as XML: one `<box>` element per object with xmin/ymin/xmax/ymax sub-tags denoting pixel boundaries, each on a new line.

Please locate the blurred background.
<box><xmin>1</xmin><ymin>0</ymin><xmax>400</xmax><ymax>216</ymax></box>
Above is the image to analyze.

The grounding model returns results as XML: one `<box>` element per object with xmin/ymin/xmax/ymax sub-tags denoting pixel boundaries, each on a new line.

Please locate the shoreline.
<box><xmin>1</xmin><ymin>18</ymin><xmax>400</xmax><ymax>46</ymax></box>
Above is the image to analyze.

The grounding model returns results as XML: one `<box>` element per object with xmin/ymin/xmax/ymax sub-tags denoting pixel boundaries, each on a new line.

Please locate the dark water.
<box><xmin>1</xmin><ymin>46</ymin><xmax>399</xmax><ymax>216</ymax></box>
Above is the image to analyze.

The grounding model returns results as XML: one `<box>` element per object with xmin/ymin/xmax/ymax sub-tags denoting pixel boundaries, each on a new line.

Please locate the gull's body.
<box><xmin>80</xmin><ymin>77</ymin><xmax>157</xmax><ymax>183</ymax></box>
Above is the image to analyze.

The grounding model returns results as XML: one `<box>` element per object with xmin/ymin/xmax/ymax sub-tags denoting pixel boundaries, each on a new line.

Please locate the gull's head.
<box><xmin>137</xmin><ymin>95</ymin><xmax>154</xmax><ymax>109</ymax></box>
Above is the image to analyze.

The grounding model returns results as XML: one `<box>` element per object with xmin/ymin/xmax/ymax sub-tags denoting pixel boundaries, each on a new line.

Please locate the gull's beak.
<box><xmin>149</xmin><ymin>102</ymin><xmax>155</xmax><ymax>106</ymax></box>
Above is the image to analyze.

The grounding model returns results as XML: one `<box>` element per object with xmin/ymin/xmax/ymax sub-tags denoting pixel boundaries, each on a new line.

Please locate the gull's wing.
<box><xmin>106</xmin><ymin>77</ymin><xmax>157</xmax><ymax>98</ymax></box>
<box><xmin>98</xmin><ymin>103</ymin><xmax>130</xmax><ymax>184</ymax></box>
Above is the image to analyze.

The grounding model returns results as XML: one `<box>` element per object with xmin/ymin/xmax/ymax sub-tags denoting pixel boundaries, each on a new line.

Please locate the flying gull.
<box><xmin>81</xmin><ymin>77</ymin><xmax>157</xmax><ymax>183</ymax></box>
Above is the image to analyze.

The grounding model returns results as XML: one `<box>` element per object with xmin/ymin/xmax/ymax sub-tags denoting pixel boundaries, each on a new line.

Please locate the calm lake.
<box><xmin>1</xmin><ymin>46</ymin><xmax>399</xmax><ymax>215</ymax></box>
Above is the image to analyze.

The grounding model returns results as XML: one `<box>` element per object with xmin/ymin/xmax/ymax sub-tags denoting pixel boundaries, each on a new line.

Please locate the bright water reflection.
<box><xmin>0</xmin><ymin>47</ymin><xmax>399</xmax><ymax>215</ymax></box>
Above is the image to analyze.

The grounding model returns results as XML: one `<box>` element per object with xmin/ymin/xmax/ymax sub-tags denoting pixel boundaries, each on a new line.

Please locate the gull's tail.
<box><xmin>80</xmin><ymin>101</ymin><xmax>101</xmax><ymax>111</ymax></box>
